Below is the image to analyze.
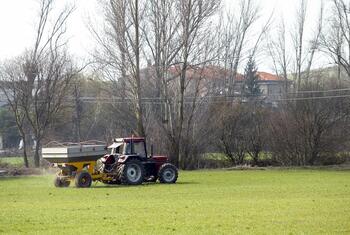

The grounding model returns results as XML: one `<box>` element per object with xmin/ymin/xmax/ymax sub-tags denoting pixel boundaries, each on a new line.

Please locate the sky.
<box><xmin>0</xmin><ymin>0</ymin><xmax>324</xmax><ymax>71</ymax></box>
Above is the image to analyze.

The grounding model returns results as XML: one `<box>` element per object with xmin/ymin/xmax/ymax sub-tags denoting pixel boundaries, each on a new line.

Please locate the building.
<box><xmin>0</xmin><ymin>135</ymin><xmax>3</xmax><ymax>150</ymax></box>
<box><xmin>139</xmin><ymin>65</ymin><xmax>290</xmax><ymax>106</ymax></box>
<box><xmin>0</xmin><ymin>90</ymin><xmax>7</xmax><ymax>107</ymax></box>
<box><xmin>175</xmin><ymin>65</ymin><xmax>288</xmax><ymax>103</ymax></box>
<box><xmin>234</xmin><ymin>71</ymin><xmax>288</xmax><ymax>104</ymax></box>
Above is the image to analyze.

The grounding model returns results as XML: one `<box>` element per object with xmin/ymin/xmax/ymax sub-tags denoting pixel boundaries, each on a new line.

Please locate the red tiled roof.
<box><xmin>152</xmin><ymin>65</ymin><xmax>281</xmax><ymax>82</ymax></box>
<box><xmin>168</xmin><ymin>65</ymin><xmax>228</xmax><ymax>80</ymax></box>
<box><xmin>233</xmin><ymin>72</ymin><xmax>281</xmax><ymax>82</ymax></box>
<box><xmin>256</xmin><ymin>72</ymin><xmax>282</xmax><ymax>81</ymax></box>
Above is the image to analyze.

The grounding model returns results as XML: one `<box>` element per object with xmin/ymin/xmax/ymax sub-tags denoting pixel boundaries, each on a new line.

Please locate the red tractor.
<box><xmin>96</xmin><ymin>137</ymin><xmax>178</xmax><ymax>185</ymax></box>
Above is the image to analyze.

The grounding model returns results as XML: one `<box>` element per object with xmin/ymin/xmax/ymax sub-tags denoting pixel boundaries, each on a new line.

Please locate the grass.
<box><xmin>0</xmin><ymin>157</ymin><xmax>25</xmax><ymax>167</ymax></box>
<box><xmin>204</xmin><ymin>152</ymin><xmax>273</xmax><ymax>161</ymax></box>
<box><xmin>0</xmin><ymin>170</ymin><xmax>350</xmax><ymax>234</ymax></box>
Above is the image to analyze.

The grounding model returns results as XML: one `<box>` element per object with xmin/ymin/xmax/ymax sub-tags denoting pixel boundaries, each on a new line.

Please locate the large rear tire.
<box><xmin>158</xmin><ymin>163</ymin><xmax>178</xmax><ymax>184</ymax></box>
<box><xmin>75</xmin><ymin>172</ymin><xmax>92</xmax><ymax>188</ymax></box>
<box><xmin>118</xmin><ymin>159</ymin><xmax>145</xmax><ymax>185</ymax></box>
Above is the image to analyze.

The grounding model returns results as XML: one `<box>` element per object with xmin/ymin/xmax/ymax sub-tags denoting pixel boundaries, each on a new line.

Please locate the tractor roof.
<box><xmin>114</xmin><ymin>137</ymin><xmax>145</xmax><ymax>143</ymax></box>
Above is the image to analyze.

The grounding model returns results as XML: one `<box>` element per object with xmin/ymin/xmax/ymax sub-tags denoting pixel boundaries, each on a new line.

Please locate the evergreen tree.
<box><xmin>243</xmin><ymin>57</ymin><xmax>261</xmax><ymax>97</ymax></box>
<box><xmin>0</xmin><ymin>108</ymin><xmax>20</xmax><ymax>148</ymax></box>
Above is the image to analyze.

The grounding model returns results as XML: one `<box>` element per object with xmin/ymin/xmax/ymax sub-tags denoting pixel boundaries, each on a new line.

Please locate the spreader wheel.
<box><xmin>158</xmin><ymin>163</ymin><xmax>178</xmax><ymax>184</ymax></box>
<box><xmin>54</xmin><ymin>176</ymin><xmax>63</xmax><ymax>187</ymax></box>
<box><xmin>54</xmin><ymin>176</ymin><xmax>70</xmax><ymax>188</ymax></box>
<box><xmin>61</xmin><ymin>180</ymin><xmax>70</xmax><ymax>187</ymax></box>
<box><xmin>75</xmin><ymin>172</ymin><xmax>92</xmax><ymax>188</ymax></box>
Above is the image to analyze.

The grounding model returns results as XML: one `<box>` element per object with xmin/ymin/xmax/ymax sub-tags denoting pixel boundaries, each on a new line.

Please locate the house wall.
<box><xmin>233</xmin><ymin>81</ymin><xmax>285</xmax><ymax>103</ymax></box>
<box><xmin>259</xmin><ymin>84</ymin><xmax>269</xmax><ymax>96</ymax></box>
<box><xmin>268</xmin><ymin>83</ymin><xmax>283</xmax><ymax>96</ymax></box>
<box><xmin>0</xmin><ymin>135</ymin><xmax>3</xmax><ymax>150</ymax></box>
<box><xmin>0</xmin><ymin>90</ymin><xmax>6</xmax><ymax>107</ymax></box>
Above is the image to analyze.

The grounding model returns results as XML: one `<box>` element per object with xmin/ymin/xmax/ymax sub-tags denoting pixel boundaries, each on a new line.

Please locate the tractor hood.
<box><xmin>152</xmin><ymin>156</ymin><xmax>168</xmax><ymax>161</ymax></box>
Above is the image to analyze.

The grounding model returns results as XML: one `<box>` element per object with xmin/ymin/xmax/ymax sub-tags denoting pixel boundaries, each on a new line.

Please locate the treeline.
<box><xmin>1</xmin><ymin>0</ymin><xmax>350</xmax><ymax>168</ymax></box>
<box><xmin>1</xmin><ymin>73</ymin><xmax>350</xmax><ymax>168</ymax></box>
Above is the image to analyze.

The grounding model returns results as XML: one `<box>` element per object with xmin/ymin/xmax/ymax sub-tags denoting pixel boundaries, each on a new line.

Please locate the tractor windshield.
<box><xmin>121</xmin><ymin>141</ymin><xmax>146</xmax><ymax>157</ymax></box>
<box><xmin>123</xmin><ymin>142</ymin><xmax>132</xmax><ymax>155</ymax></box>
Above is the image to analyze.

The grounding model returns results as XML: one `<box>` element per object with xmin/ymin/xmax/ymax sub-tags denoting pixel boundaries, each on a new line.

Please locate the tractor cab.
<box><xmin>108</xmin><ymin>137</ymin><xmax>148</xmax><ymax>158</ymax></box>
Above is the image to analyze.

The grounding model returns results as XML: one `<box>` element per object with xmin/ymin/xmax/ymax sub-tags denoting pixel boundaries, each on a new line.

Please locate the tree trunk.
<box><xmin>253</xmin><ymin>152</ymin><xmax>259</xmax><ymax>166</ymax></box>
<box><xmin>34</xmin><ymin>139</ymin><xmax>41</xmax><ymax>168</ymax></box>
<box><xmin>170</xmin><ymin>138</ymin><xmax>180</xmax><ymax>168</ymax></box>
<box><xmin>22</xmin><ymin>137</ymin><xmax>29</xmax><ymax>168</ymax></box>
<box><xmin>134</xmin><ymin>0</ymin><xmax>145</xmax><ymax>137</ymax></box>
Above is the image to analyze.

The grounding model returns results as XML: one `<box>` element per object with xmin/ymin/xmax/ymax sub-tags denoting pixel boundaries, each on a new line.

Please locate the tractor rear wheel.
<box><xmin>75</xmin><ymin>172</ymin><xmax>92</xmax><ymax>188</ymax></box>
<box><xmin>158</xmin><ymin>163</ymin><xmax>178</xmax><ymax>184</ymax></box>
<box><xmin>118</xmin><ymin>159</ymin><xmax>145</xmax><ymax>185</ymax></box>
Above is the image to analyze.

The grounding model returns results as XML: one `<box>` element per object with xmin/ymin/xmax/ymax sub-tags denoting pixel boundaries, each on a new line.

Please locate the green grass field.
<box><xmin>0</xmin><ymin>170</ymin><xmax>350</xmax><ymax>234</ymax></box>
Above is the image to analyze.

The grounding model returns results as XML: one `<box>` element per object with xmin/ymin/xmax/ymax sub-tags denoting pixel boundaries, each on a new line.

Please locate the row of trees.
<box><xmin>1</xmin><ymin>0</ymin><xmax>350</xmax><ymax>168</ymax></box>
<box><xmin>212</xmin><ymin>89</ymin><xmax>350</xmax><ymax>167</ymax></box>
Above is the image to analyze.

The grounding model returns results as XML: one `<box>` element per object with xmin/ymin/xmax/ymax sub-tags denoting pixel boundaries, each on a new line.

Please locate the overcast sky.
<box><xmin>0</xmin><ymin>0</ymin><xmax>324</xmax><ymax>71</ymax></box>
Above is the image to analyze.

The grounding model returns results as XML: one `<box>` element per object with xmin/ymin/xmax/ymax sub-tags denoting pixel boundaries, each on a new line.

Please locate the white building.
<box><xmin>0</xmin><ymin>90</ymin><xmax>8</xmax><ymax>107</ymax></box>
<box><xmin>0</xmin><ymin>135</ymin><xmax>3</xmax><ymax>150</ymax></box>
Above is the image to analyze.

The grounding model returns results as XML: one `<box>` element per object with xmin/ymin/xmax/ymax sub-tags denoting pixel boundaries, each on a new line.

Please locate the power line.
<box><xmin>2</xmin><ymin>87</ymin><xmax>350</xmax><ymax>105</ymax></box>
<box><xmin>75</xmin><ymin>94</ymin><xmax>350</xmax><ymax>104</ymax></box>
<box><xmin>287</xmin><ymin>88</ymin><xmax>350</xmax><ymax>94</ymax></box>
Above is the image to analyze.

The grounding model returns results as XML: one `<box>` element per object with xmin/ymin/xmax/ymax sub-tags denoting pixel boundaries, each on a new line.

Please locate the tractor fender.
<box><xmin>151</xmin><ymin>156</ymin><xmax>169</xmax><ymax>171</ymax></box>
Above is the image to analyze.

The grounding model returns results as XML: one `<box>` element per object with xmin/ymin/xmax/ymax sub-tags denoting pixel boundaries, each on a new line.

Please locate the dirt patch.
<box><xmin>0</xmin><ymin>162</ymin><xmax>42</xmax><ymax>176</ymax></box>
<box><xmin>225</xmin><ymin>165</ymin><xmax>267</xmax><ymax>171</ymax></box>
<box><xmin>225</xmin><ymin>163</ymin><xmax>350</xmax><ymax>171</ymax></box>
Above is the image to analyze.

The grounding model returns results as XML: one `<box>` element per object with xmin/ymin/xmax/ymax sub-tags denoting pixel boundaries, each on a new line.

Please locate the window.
<box><xmin>133</xmin><ymin>142</ymin><xmax>146</xmax><ymax>158</ymax></box>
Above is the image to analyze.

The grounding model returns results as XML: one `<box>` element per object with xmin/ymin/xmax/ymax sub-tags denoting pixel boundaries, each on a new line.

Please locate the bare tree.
<box><xmin>217</xmin><ymin>0</ymin><xmax>260</xmax><ymax>96</ymax></box>
<box><xmin>322</xmin><ymin>0</ymin><xmax>350</xmax><ymax>82</ymax></box>
<box><xmin>22</xmin><ymin>0</ymin><xmax>75</xmax><ymax>167</ymax></box>
<box><xmin>214</xmin><ymin>102</ymin><xmax>249</xmax><ymax>165</ymax></box>
<box><xmin>292</xmin><ymin>0</ymin><xmax>308</xmax><ymax>91</ymax></box>
<box><xmin>72</xmin><ymin>78</ymin><xmax>83</xmax><ymax>142</ymax></box>
<box><xmin>0</xmin><ymin>0</ymin><xmax>75</xmax><ymax>167</ymax></box>
<box><xmin>245</xmin><ymin>104</ymin><xmax>266</xmax><ymax>166</ymax></box>
<box><xmin>267</xmin><ymin>19</ymin><xmax>290</xmax><ymax>94</ymax></box>
<box><xmin>167</xmin><ymin>0</ymin><xmax>221</xmax><ymax>167</ymax></box>
<box><xmin>109</xmin><ymin>0</ymin><xmax>219</xmax><ymax>168</ymax></box>
<box><xmin>304</xmin><ymin>1</ymin><xmax>324</xmax><ymax>83</ymax></box>
<box><xmin>269</xmin><ymin>83</ymin><xmax>350</xmax><ymax>166</ymax></box>
<box><xmin>268</xmin><ymin>0</ymin><xmax>323</xmax><ymax>92</ymax></box>
<box><xmin>93</xmin><ymin>0</ymin><xmax>146</xmax><ymax>137</ymax></box>
<box><xmin>0</xmin><ymin>58</ymin><xmax>30</xmax><ymax>167</ymax></box>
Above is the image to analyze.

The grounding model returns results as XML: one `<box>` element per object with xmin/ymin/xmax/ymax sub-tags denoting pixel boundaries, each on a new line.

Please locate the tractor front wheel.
<box><xmin>118</xmin><ymin>160</ymin><xmax>145</xmax><ymax>185</ymax></box>
<box><xmin>75</xmin><ymin>172</ymin><xmax>92</xmax><ymax>188</ymax></box>
<box><xmin>158</xmin><ymin>163</ymin><xmax>178</xmax><ymax>184</ymax></box>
